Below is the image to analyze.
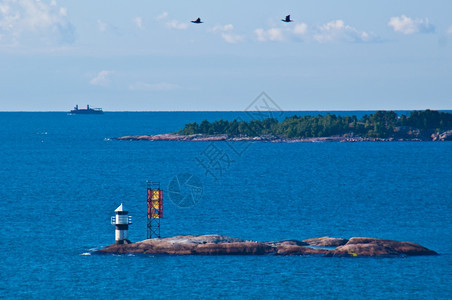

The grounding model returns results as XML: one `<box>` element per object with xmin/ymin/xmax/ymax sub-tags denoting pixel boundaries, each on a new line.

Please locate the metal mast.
<box><xmin>147</xmin><ymin>181</ymin><xmax>163</xmax><ymax>239</ymax></box>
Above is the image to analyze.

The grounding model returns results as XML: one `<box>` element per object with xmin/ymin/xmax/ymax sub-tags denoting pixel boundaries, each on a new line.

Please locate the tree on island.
<box><xmin>177</xmin><ymin>110</ymin><xmax>452</xmax><ymax>139</ymax></box>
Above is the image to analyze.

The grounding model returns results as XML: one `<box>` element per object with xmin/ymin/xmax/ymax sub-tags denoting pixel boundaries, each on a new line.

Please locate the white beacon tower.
<box><xmin>111</xmin><ymin>203</ymin><xmax>132</xmax><ymax>244</ymax></box>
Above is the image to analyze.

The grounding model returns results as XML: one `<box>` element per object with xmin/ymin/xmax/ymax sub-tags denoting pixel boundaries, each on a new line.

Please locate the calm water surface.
<box><xmin>0</xmin><ymin>112</ymin><xmax>450</xmax><ymax>299</ymax></box>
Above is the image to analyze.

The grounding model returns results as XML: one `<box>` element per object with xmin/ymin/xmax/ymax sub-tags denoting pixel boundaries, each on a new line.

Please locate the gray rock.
<box><xmin>302</xmin><ymin>237</ymin><xmax>349</xmax><ymax>247</ymax></box>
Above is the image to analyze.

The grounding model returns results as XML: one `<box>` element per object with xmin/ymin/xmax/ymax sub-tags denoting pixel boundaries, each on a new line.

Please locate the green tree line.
<box><xmin>177</xmin><ymin>110</ymin><xmax>452</xmax><ymax>138</ymax></box>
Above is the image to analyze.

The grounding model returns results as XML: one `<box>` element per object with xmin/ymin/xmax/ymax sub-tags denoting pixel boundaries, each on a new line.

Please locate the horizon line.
<box><xmin>0</xmin><ymin>109</ymin><xmax>451</xmax><ymax>113</ymax></box>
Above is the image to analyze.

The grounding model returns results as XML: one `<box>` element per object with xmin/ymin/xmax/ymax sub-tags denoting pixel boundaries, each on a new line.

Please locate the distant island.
<box><xmin>115</xmin><ymin>110</ymin><xmax>452</xmax><ymax>142</ymax></box>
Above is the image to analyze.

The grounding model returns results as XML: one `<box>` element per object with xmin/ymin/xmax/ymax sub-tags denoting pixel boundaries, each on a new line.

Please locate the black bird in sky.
<box><xmin>191</xmin><ymin>18</ymin><xmax>203</xmax><ymax>24</ymax></box>
<box><xmin>281</xmin><ymin>15</ymin><xmax>293</xmax><ymax>22</ymax></box>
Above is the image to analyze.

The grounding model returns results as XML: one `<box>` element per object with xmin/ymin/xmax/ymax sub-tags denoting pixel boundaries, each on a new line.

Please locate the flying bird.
<box><xmin>281</xmin><ymin>15</ymin><xmax>293</xmax><ymax>23</ymax></box>
<box><xmin>191</xmin><ymin>18</ymin><xmax>203</xmax><ymax>24</ymax></box>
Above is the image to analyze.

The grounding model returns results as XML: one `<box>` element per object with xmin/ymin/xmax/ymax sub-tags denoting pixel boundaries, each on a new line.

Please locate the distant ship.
<box><xmin>70</xmin><ymin>105</ymin><xmax>103</xmax><ymax>115</ymax></box>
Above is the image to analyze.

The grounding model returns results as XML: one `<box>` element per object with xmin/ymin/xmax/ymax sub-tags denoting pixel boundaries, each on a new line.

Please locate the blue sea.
<box><xmin>0</xmin><ymin>111</ymin><xmax>451</xmax><ymax>299</ymax></box>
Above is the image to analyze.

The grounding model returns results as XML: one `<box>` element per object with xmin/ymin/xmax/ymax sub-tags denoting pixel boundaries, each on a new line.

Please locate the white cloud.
<box><xmin>59</xmin><ymin>7</ymin><xmax>67</xmax><ymax>17</ymax></box>
<box><xmin>254</xmin><ymin>23</ymin><xmax>308</xmax><ymax>42</ymax></box>
<box><xmin>268</xmin><ymin>28</ymin><xmax>284</xmax><ymax>41</ymax></box>
<box><xmin>90</xmin><ymin>71</ymin><xmax>114</xmax><ymax>86</ymax></box>
<box><xmin>129</xmin><ymin>82</ymin><xmax>181</xmax><ymax>91</ymax></box>
<box><xmin>388</xmin><ymin>15</ymin><xmax>434</xmax><ymax>35</ymax></box>
<box><xmin>255</xmin><ymin>21</ymin><xmax>373</xmax><ymax>44</ymax></box>
<box><xmin>254</xmin><ymin>29</ymin><xmax>265</xmax><ymax>41</ymax></box>
<box><xmin>448</xmin><ymin>26</ymin><xmax>452</xmax><ymax>35</ymax></box>
<box><xmin>166</xmin><ymin>20</ymin><xmax>188</xmax><ymax>30</ymax></box>
<box><xmin>293</xmin><ymin>23</ymin><xmax>308</xmax><ymax>36</ymax></box>
<box><xmin>156</xmin><ymin>12</ymin><xmax>187</xmax><ymax>30</ymax></box>
<box><xmin>97</xmin><ymin>20</ymin><xmax>108</xmax><ymax>32</ymax></box>
<box><xmin>156</xmin><ymin>12</ymin><xmax>187</xmax><ymax>31</ymax></box>
<box><xmin>313</xmin><ymin>20</ymin><xmax>374</xmax><ymax>43</ymax></box>
<box><xmin>96</xmin><ymin>19</ymin><xmax>120</xmax><ymax>35</ymax></box>
<box><xmin>255</xmin><ymin>28</ymin><xmax>285</xmax><ymax>42</ymax></box>
<box><xmin>221</xmin><ymin>33</ymin><xmax>244</xmax><ymax>44</ymax></box>
<box><xmin>0</xmin><ymin>0</ymin><xmax>75</xmax><ymax>46</ymax></box>
<box><xmin>210</xmin><ymin>24</ymin><xmax>234</xmax><ymax>32</ymax></box>
<box><xmin>133</xmin><ymin>17</ymin><xmax>143</xmax><ymax>29</ymax></box>
<box><xmin>209</xmin><ymin>24</ymin><xmax>244</xmax><ymax>43</ymax></box>
<box><xmin>156</xmin><ymin>12</ymin><xmax>168</xmax><ymax>20</ymax></box>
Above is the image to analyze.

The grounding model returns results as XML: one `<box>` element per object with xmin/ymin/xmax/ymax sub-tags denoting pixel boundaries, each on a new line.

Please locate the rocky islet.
<box><xmin>96</xmin><ymin>235</ymin><xmax>438</xmax><ymax>257</ymax></box>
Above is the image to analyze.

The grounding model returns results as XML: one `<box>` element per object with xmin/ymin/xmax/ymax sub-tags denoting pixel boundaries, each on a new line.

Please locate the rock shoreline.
<box><xmin>114</xmin><ymin>132</ymin><xmax>452</xmax><ymax>142</ymax></box>
<box><xmin>96</xmin><ymin>235</ymin><xmax>438</xmax><ymax>257</ymax></box>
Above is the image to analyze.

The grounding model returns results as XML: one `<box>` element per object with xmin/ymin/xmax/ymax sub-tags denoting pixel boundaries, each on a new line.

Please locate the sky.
<box><xmin>0</xmin><ymin>0</ymin><xmax>451</xmax><ymax>111</ymax></box>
